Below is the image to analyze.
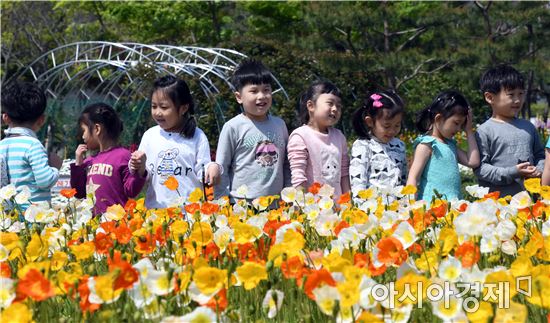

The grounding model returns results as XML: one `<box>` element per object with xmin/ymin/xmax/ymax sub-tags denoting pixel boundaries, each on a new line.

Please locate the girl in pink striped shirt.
<box><xmin>287</xmin><ymin>80</ymin><xmax>350</xmax><ymax>198</ymax></box>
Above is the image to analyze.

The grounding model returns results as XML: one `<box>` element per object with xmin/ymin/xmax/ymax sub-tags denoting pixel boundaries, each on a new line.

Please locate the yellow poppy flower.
<box><xmin>193</xmin><ymin>266</ymin><xmax>227</xmax><ymax>295</ymax></box>
<box><xmin>236</xmin><ymin>261</ymin><xmax>267</xmax><ymax>290</ymax></box>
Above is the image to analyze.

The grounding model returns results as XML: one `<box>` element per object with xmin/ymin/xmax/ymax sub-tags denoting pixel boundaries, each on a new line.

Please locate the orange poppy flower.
<box><xmin>201</xmin><ymin>201</ymin><xmax>219</xmax><ymax>215</ymax></box>
<box><xmin>531</xmin><ymin>200</ymin><xmax>545</xmax><ymax>219</ymax></box>
<box><xmin>237</xmin><ymin>242</ymin><xmax>259</xmax><ymax>262</ymax></box>
<box><xmin>112</xmin><ymin>261</ymin><xmax>139</xmax><ymax>290</ymax></box>
<box><xmin>483</xmin><ymin>191</ymin><xmax>500</xmax><ymax>200</ymax></box>
<box><xmin>203</xmin><ymin>288</ymin><xmax>228</xmax><ymax>312</ymax></box>
<box><xmin>114</xmin><ymin>223</ymin><xmax>133</xmax><ymax>244</ymax></box>
<box><xmin>77</xmin><ymin>276</ymin><xmax>100</xmax><ymax>313</ymax></box>
<box><xmin>134</xmin><ymin>233</ymin><xmax>155</xmax><ymax>254</ymax></box>
<box><xmin>337</xmin><ymin>192</ymin><xmax>351</xmax><ymax>204</ymax></box>
<box><xmin>353</xmin><ymin>252</ymin><xmax>370</xmax><ymax>268</ymax></box>
<box><xmin>308</xmin><ymin>182</ymin><xmax>322</xmax><ymax>195</ymax></box>
<box><xmin>16</xmin><ymin>268</ymin><xmax>55</xmax><ymax>301</ymax></box>
<box><xmin>60</xmin><ymin>188</ymin><xmax>77</xmax><ymax>199</ymax></box>
<box><xmin>0</xmin><ymin>262</ymin><xmax>11</xmax><ymax>278</ymax></box>
<box><xmin>94</xmin><ymin>232</ymin><xmax>114</xmax><ymax>255</ymax></box>
<box><xmin>304</xmin><ymin>268</ymin><xmax>336</xmax><ymax>300</ymax></box>
<box><xmin>457</xmin><ymin>202</ymin><xmax>469</xmax><ymax>213</ymax></box>
<box><xmin>125</xmin><ymin>199</ymin><xmax>137</xmax><ymax>213</ymax></box>
<box><xmin>281</xmin><ymin>256</ymin><xmax>305</xmax><ymax>283</ymax></box>
<box><xmin>428</xmin><ymin>201</ymin><xmax>448</xmax><ymax>218</ymax></box>
<box><xmin>100</xmin><ymin>221</ymin><xmax>117</xmax><ymax>234</ymax></box>
<box><xmin>454</xmin><ymin>241</ymin><xmax>480</xmax><ymax>268</ymax></box>
<box><xmin>376</xmin><ymin>237</ymin><xmax>408</xmax><ymax>266</ymax></box>
<box><xmin>204</xmin><ymin>242</ymin><xmax>221</xmax><ymax>260</ymax></box>
<box><xmin>185</xmin><ymin>203</ymin><xmax>201</xmax><ymax>215</ymax></box>
<box><xmin>163</xmin><ymin>176</ymin><xmax>179</xmax><ymax>191</ymax></box>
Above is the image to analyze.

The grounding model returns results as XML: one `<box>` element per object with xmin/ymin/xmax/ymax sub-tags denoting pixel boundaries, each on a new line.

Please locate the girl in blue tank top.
<box><xmin>407</xmin><ymin>90</ymin><xmax>480</xmax><ymax>202</ymax></box>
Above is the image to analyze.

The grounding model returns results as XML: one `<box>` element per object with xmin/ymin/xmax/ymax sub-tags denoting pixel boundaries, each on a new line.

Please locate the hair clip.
<box><xmin>370</xmin><ymin>94</ymin><xmax>383</xmax><ymax>108</ymax></box>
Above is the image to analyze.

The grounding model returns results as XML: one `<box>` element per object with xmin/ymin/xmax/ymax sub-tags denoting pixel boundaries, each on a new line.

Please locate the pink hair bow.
<box><xmin>371</xmin><ymin>94</ymin><xmax>383</xmax><ymax>108</ymax></box>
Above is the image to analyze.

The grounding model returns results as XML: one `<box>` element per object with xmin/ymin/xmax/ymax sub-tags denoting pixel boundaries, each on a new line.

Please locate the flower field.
<box><xmin>1</xmin><ymin>179</ymin><xmax>550</xmax><ymax>322</ymax></box>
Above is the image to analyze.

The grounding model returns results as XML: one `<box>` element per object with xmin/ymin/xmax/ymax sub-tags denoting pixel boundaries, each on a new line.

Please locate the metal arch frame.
<box><xmin>11</xmin><ymin>41</ymin><xmax>289</xmax><ymax>111</ymax></box>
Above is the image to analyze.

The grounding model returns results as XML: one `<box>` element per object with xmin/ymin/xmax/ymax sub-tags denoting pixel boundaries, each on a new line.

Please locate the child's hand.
<box><xmin>75</xmin><ymin>144</ymin><xmax>88</xmax><ymax>166</ymax></box>
<box><xmin>524</xmin><ymin>167</ymin><xmax>542</xmax><ymax>178</ymax></box>
<box><xmin>517</xmin><ymin>162</ymin><xmax>537</xmax><ymax>177</ymax></box>
<box><xmin>205</xmin><ymin>163</ymin><xmax>221</xmax><ymax>186</ymax></box>
<box><xmin>130</xmin><ymin>151</ymin><xmax>147</xmax><ymax>177</ymax></box>
<box><xmin>49</xmin><ymin>153</ymin><xmax>63</xmax><ymax>169</ymax></box>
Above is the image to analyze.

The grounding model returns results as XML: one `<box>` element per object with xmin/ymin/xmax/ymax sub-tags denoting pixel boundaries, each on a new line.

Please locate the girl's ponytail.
<box><xmin>181</xmin><ymin>111</ymin><xmax>197</xmax><ymax>138</ymax></box>
<box><xmin>415</xmin><ymin>105</ymin><xmax>434</xmax><ymax>134</ymax></box>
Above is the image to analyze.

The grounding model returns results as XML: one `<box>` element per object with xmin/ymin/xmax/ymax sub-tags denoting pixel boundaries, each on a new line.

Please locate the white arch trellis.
<box><xmin>11</xmin><ymin>41</ymin><xmax>289</xmax><ymax>124</ymax></box>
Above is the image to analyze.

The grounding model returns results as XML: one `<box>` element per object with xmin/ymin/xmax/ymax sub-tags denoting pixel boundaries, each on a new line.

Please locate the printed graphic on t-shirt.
<box><xmin>88</xmin><ymin>163</ymin><xmax>113</xmax><ymax>176</ymax></box>
<box><xmin>255</xmin><ymin>140</ymin><xmax>279</xmax><ymax>167</ymax></box>
<box><xmin>154</xmin><ymin>148</ymin><xmax>192</xmax><ymax>179</ymax></box>
<box><xmin>321</xmin><ymin>149</ymin><xmax>340</xmax><ymax>183</ymax></box>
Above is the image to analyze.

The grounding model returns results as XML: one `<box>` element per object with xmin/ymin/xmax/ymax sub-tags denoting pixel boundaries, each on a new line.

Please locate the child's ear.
<box><xmin>35</xmin><ymin>114</ymin><xmax>46</xmax><ymax>128</ymax></box>
<box><xmin>434</xmin><ymin>113</ymin><xmax>443</xmax><ymax>123</ymax></box>
<box><xmin>306</xmin><ymin>100</ymin><xmax>315</xmax><ymax>113</ymax></box>
<box><xmin>179</xmin><ymin>104</ymin><xmax>189</xmax><ymax>115</ymax></box>
<box><xmin>234</xmin><ymin>91</ymin><xmax>243</xmax><ymax>104</ymax></box>
<box><xmin>94</xmin><ymin>123</ymin><xmax>102</xmax><ymax>136</ymax></box>
<box><xmin>364</xmin><ymin>116</ymin><xmax>374</xmax><ymax>128</ymax></box>
<box><xmin>483</xmin><ymin>92</ymin><xmax>494</xmax><ymax>105</ymax></box>
<box><xmin>2</xmin><ymin>113</ymin><xmax>10</xmax><ymax>125</ymax></box>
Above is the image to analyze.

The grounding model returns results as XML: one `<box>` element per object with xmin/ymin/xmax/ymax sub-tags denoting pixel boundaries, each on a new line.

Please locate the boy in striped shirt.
<box><xmin>1</xmin><ymin>82</ymin><xmax>61</xmax><ymax>209</ymax></box>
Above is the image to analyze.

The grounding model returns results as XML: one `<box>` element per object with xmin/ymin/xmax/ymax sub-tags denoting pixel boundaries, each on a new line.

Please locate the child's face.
<box><xmin>435</xmin><ymin>113</ymin><xmax>466</xmax><ymax>140</ymax></box>
<box><xmin>308</xmin><ymin>93</ymin><xmax>342</xmax><ymax>131</ymax></box>
<box><xmin>485</xmin><ymin>87</ymin><xmax>525</xmax><ymax>121</ymax></box>
<box><xmin>368</xmin><ymin>112</ymin><xmax>402</xmax><ymax>144</ymax></box>
<box><xmin>235</xmin><ymin>83</ymin><xmax>272</xmax><ymax>121</ymax></box>
<box><xmin>151</xmin><ymin>90</ymin><xmax>187</xmax><ymax>132</ymax></box>
<box><xmin>81</xmin><ymin>123</ymin><xmax>99</xmax><ymax>150</ymax></box>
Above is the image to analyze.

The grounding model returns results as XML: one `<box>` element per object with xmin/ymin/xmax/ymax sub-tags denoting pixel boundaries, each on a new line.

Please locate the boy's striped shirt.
<box><xmin>0</xmin><ymin>127</ymin><xmax>59</xmax><ymax>206</ymax></box>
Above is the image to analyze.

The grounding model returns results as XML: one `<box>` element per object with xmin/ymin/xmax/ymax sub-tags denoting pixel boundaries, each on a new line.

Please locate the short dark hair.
<box><xmin>78</xmin><ymin>103</ymin><xmax>123</xmax><ymax>142</ymax></box>
<box><xmin>231</xmin><ymin>59</ymin><xmax>274</xmax><ymax>92</ymax></box>
<box><xmin>480</xmin><ymin>64</ymin><xmax>525</xmax><ymax>94</ymax></box>
<box><xmin>1</xmin><ymin>81</ymin><xmax>47</xmax><ymax>123</ymax></box>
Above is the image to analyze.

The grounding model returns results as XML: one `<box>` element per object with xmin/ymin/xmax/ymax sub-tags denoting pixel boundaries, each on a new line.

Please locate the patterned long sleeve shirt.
<box><xmin>349</xmin><ymin>137</ymin><xmax>407</xmax><ymax>197</ymax></box>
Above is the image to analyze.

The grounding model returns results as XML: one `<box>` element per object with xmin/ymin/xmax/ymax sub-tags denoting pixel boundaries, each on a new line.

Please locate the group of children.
<box><xmin>1</xmin><ymin>60</ymin><xmax>547</xmax><ymax>216</ymax></box>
